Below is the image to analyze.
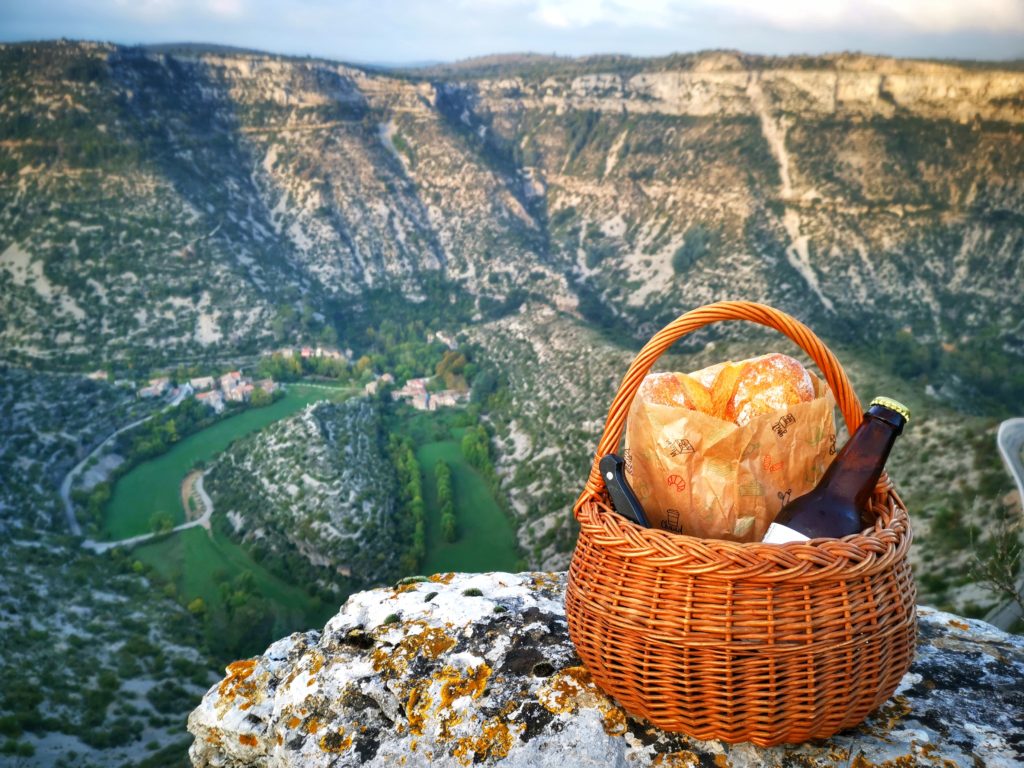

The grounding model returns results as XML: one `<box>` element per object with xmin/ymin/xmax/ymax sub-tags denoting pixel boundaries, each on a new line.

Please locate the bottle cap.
<box><xmin>870</xmin><ymin>396</ymin><xmax>910</xmax><ymax>423</ymax></box>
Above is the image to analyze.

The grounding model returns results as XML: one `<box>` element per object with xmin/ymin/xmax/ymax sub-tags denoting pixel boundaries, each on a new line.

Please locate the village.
<box><xmin>136</xmin><ymin>369</ymin><xmax>278</xmax><ymax>413</ymax></box>
<box><xmin>120</xmin><ymin>329</ymin><xmax>467</xmax><ymax>414</ymax></box>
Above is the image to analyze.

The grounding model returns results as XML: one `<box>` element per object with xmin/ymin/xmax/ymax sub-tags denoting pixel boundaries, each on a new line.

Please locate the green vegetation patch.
<box><xmin>416</xmin><ymin>437</ymin><xmax>519</xmax><ymax>575</ymax></box>
<box><xmin>102</xmin><ymin>384</ymin><xmax>351</xmax><ymax>539</ymax></box>
<box><xmin>133</xmin><ymin>526</ymin><xmax>333</xmax><ymax>660</ymax></box>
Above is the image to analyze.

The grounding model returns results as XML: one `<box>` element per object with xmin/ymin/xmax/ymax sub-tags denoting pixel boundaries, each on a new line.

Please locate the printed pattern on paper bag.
<box><xmin>661</xmin><ymin>508</ymin><xmax>683</xmax><ymax>533</ymax></box>
<box><xmin>739</xmin><ymin>480</ymin><xmax>765</xmax><ymax>497</ymax></box>
<box><xmin>771</xmin><ymin>412</ymin><xmax>796</xmax><ymax>438</ymax></box>
<box><xmin>623</xmin><ymin>448</ymin><xmax>634</xmax><ymax>475</ymax></box>
<box><xmin>666</xmin><ymin>474</ymin><xmax>686</xmax><ymax>492</ymax></box>
<box><xmin>661</xmin><ymin>437</ymin><xmax>695</xmax><ymax>457</ymax></box>
<box><xmin>762</xmin><ymin>454</ymin><xmax>784</xmax><ymax>472</ymax></box>
<box><xmin>706</xmin><ymin>457</ymin><xmax>738</xmax><ymax>478</ymax></box>
<box><xmin>740</xmin><ymin>441</ymin><xmax>761</xmax><ymax>460</ymax></box>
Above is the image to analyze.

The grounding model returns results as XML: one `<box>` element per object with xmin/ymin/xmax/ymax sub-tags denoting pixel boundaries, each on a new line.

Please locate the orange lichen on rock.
<box><xmin>286</xmin><ymin>716</ymin><xmax>301</xmax><ymax>729</ymax></box>
<box><xmin>429</xmin><ymin>572</ymin><xmax>456</xmax><ymax>584</ymax></box>
<box><xmin>537</xmin><ymin>665</ymin><xmax>628</xmax><ymax>736</ymax></box>
<box><xmin>238</xmin><ymin>733</ymin><xmax>259</xmax><ymax>747</ymax></box>
<box><xmin>439</xmin><ymin>664</ymin><xmax>491</xmax><ymax>708</ymax></box>
<box><xmin>864</xmin><ymin>695</ymin><xmax>912</xmax><ymax>737</ymax></box>
<box><xmin>406</xmin><ymin>683</ymin><xmax>432</xmax><ymax>736</ymax></box>
<box><xmin>600</xmin><ymin>703</ymin><xmax>627</xmax><ymax>736</ymax></box>
<box><xmin>371</xmin><ymin>621</ymin><xmax>457</xmax><ymax>677</ymax></box>
<box><xmin>451</xmin><ymin>716</ymin><xmax>523</xmax><ymax>766</ymax></box>
<box><xmin>309</xmin><ymin>652</ymin><xmax>325</xmax><ymax>675</ymax></box>
<box><xmin>536</xmin><ymin>666</ymin><xmax>596</xmax><ymax>714</ymax></box>
<box><xmin>948</xmin><ymin>619</ymin><xmax>970</xmax><ymax>631</ymax></box>
<box><xmin>304</xmin><ymin>717</ymin><xmax>321</xmax><ymax>735</ymax></box>
<box><xmin>219</xmin><ymin>659</ymin><xmax>257</xmax><ymax>698</ymax></box>
<box><xmin>216</xmin><ymin>659</ymin><xmax>262</xmax><ymax>714</ymax></box>
<box><xmin>651</xmin><ymin>752</ymin><xmax>702</xmax><ymax>767</ymax></box>
<box><xmin>319</xmin><ymin>728</ymin><xmax>354</xmax><ymax>754</ymax></box>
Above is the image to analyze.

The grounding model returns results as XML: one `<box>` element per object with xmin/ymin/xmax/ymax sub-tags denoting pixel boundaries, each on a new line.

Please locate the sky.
<box><xmin>1</xmin><ymin>0</ymin><xmax>1022</xmax><ymax>64</ymax></box>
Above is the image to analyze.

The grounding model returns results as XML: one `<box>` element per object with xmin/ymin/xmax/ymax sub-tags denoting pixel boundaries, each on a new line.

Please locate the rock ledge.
<box><xmin>188</xmin><ymin>571</ymin><xmax>1024</xmax><ymax>767</ymax></box>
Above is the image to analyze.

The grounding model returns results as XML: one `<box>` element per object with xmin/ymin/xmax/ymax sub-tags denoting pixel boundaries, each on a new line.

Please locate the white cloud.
<box><xmin>525</xmin><ymin>0</ymin><xmax>1024</xmax><ymax>33</ymax></box>
<box><xmin>108</xmin><ymin>0</ymin><xmax>244</xmax><ymax>22</ymax></box>
<box><xmin>706</xmin><ymin>0</ymin><xmax>1024</xmax><ymax>34</ymax></box>
<box><xmin>530</xmin><ymin>0</ymin><xmax>679</xmax><ymax>29</ymax></box>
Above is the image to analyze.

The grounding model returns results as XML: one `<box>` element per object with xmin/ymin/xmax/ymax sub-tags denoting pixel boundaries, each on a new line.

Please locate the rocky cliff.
<box><xmin>2</xmin><ymin>41</ymin><xmax>1022</xmax><ymax>374</ymax></box>
<box><xmin>188</xmin><ymin>571</ymin><xmax>1024</xmax><ymax>767</ymax></box>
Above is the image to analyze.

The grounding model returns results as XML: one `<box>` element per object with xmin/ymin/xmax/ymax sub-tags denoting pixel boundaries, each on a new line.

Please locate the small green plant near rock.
<box><xmin>396</xmin><ymin>575</ymin><xmax>428</xmax><ymax>586</ymax></box>
<box><xmin>382</xmin><ymin>613</ymin><xmax>400</xmax><ymax>625</ymax></box>
<box><xmin>423</xmin><ymin>591</ymin><xmax>438</xmax><ymax>602</ymax></box>
<box><xmin>462</xmin><ymin>588</ymin><xmax>483</xmax><ymax>597</ymax></box>
<box><xmin>0</xmin><ymin>739</ymin><xmax>34</xmax><ymax>757</ymax></box>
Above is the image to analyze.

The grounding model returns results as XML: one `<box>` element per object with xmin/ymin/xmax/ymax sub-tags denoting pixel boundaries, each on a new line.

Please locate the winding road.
<box><xmin>983</xmin><ymin>418</ymin><xmax>1024</xmax><ymax>631</ymax></box>
<box><xmin>60</xmin><ymin>414</ymin><xmax>156</xmax><ymax>537</ymax></box>
<box><xmin>82</xmin><ymin>470</ymin><xmax>213</xmax><ymax>554</ymax></box>
<box><xmin>59</xmin><ymin>406</ymin><xmax>214</xmax><ymax>552</ymax></box>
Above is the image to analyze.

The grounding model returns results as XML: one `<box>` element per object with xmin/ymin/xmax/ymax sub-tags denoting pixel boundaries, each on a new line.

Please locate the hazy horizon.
<box><xmin>1</xmin><ymin>0</ymin><xmax>1022</xmax><ymax>65</ymax></box>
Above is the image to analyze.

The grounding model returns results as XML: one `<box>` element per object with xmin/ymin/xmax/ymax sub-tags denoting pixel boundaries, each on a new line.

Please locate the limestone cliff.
<box><xmin>2</xmin><ymin>42</ymin><xmax>1022</xmax><ymax>366</ymax></box>
<box><xmin>188</xmin><ymin>571</ymin><xmax>1024</xmax><ymax>767</ymax></box>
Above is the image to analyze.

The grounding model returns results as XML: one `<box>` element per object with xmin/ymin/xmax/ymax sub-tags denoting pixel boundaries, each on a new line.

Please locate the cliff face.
<box><xmin>188</xmin><ymin>571</ymin><xmax>1024</xmax><ymax>768</ymax></box>
<box><xmin>1</xmin><ymin>42</ymin><xmax>1022</xmax><ymax>365</ymax></box>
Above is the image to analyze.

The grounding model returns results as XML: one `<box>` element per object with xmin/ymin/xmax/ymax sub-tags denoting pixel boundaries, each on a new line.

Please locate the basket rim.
<box><xmin>573</xmin><ymin>485</ymin><xmax>912</xmax><ymax>581</ymax></box>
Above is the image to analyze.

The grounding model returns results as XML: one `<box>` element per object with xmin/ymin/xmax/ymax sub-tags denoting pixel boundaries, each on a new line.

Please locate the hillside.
<box><xmin>1</xmin><ymin>37</ymin><xmax>1021</xmax><ymax>605</ymax></box>
<box><xmin>1</xmin><ymin>39</ymin><xmax>1023</xmax><ymax>765</ymax></box>
<box><xmin>1</xmin><ymin>41</ymin><xmax>1021</xmax><ymax>401</ymax></box>
<box><xmin>204</xmin><ymin>398</ymin><xmax>402</xmax><ymax>594</ymax></box>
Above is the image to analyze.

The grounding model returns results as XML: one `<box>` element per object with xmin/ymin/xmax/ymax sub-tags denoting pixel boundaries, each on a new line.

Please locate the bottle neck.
<box><xmin>817</xmin><ymin>414</ymin><xmax>900</xmax><ymax>508</ymax></box>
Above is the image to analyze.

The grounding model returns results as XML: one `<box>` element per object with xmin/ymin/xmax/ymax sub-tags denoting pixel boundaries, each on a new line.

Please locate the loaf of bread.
<box><xmin>627</xmin><ymin>352</ymin><xmax>832</xmax><ymax>541</ymax></box>
<box><xmin>640</xmin><ymin>353</ymin><xmax>815</xmax><ymax>426</ymax></box>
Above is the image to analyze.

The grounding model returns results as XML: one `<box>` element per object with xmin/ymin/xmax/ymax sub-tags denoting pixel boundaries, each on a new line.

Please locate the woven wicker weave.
<box><xmin>565</xmin><ymin>301</ymin><xmax>917</xmax><ymax>746</ymax></box>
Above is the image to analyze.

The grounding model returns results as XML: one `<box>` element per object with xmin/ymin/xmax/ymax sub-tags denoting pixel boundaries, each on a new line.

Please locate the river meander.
<box><xmin>101</xmin><ymin>384</ymin><xmax>522</xmax><ymax>656</ymax></box>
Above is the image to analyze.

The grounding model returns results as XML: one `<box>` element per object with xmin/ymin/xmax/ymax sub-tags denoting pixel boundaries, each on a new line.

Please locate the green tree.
<box><xmin>187</xmin><ymin>597</ymin><xmax>206</xmax><ymax>616</ymax></box>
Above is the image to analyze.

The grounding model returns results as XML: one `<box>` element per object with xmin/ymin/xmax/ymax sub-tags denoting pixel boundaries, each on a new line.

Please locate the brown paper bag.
<box><xmin>624</xmin><ymin>372</ymin><xmax>836</xmax><ymax>542</ymax></box>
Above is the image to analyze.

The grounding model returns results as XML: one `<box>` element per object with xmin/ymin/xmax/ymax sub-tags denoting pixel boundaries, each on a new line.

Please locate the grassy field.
<box><xmin>102</xmin><ymin>383</ymin><xmax>353</xmax><ymax>540</ymax></box>
<box><xmin>133</xmin><ymin>526</ymin><xmax>335</xmax><ymax>655</ymax></box>
<box><xmin>417</xmin><ymin>438</ymin><xmax>520</xmax><ymax>574</ymax></box>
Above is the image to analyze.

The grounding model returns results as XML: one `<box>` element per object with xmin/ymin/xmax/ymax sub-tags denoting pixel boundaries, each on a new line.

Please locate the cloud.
<box><xmin>523</xmin><ymin>0</ymin><xmax>1024</xmax><ymax>34</ymax></box>
<box><xmin>530</xmin><ymin>0</ymin><xmax>679</xmax><ymax>29</ymax></box>
<box><xmin>706</xmin><ymin>0</ymin><xmax>1024</xmax><ymax>34</ymax></box>
<box><xmin>108</xmin><ymin>0</ymin><xmax>244</xmax><ymax>22</ymax></box>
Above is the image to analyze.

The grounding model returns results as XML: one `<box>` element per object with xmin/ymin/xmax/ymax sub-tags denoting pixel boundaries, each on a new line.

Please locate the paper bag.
<box><xmin>624</xmin><ymin>372</ymin><xmax>836</xmax><ymax>542</ymax></box>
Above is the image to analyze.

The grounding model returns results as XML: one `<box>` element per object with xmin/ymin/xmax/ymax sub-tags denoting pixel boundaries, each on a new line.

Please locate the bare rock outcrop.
<box><xmin>189</xmin><ymin>571</ymin><xmax>1024</xmax><ymax>767</ymax></box>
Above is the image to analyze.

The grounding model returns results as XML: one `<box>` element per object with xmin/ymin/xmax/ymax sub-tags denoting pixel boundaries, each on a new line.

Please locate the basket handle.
<box><xmin>575</xmin><ymin>301</ymin><xmax>864</xmax><ymax>515</ymax></box>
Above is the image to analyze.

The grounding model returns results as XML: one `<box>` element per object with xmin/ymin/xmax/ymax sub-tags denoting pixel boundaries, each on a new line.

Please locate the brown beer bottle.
<box><xmin>762</xmin><ymin>397</ymin><xmax>910</xmax><ymax>544</ymax></box>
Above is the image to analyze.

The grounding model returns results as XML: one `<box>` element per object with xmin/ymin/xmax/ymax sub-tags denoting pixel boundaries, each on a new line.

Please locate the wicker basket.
<box><xmin>565</xmin><ymin>301</ymin><xmax>916</xmax><ymax>746</ymax></box>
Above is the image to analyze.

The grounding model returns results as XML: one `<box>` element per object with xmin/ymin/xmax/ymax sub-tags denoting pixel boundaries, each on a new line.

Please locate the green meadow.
<box><xmin>102</xmin><ymin>384</ymin><xmax>353</xmax><ymax>540</ymax></box>
<box><xmin>417</xmin><ymin>437</ymin><xmax>520</xmax><ymax>575</ymax></box>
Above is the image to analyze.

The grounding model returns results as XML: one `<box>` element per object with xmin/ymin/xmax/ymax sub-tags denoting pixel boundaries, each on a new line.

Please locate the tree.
<box><xmin>187</xmin><ymin>597</ymin><xmax>206</xmax><ymax>616</ymax></box>
<box><xmin>250</xmin><ymin>388</ymin><xmax>271</xmax><ymax>407</ymax></box>
<box><xmin>148</xmin><ymin>511</ymin><xmax>174</xmax><ymax>534</ymax></box>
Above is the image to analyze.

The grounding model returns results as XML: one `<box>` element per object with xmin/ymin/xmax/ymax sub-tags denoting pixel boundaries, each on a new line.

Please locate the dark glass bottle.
<box><xmin>762</xmin><ymin>397</ymin><xmax>910</xmax><ymax>544</ymax></box>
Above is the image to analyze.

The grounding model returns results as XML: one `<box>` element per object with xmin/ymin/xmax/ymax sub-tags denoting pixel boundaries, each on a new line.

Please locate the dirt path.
<box><xmin>83</xmin><ymin>469</ymin><xmax>213</xmax><ymax>554</ymax></box>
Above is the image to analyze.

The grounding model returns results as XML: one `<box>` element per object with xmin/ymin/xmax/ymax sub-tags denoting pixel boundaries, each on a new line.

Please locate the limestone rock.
<box><xmin>189</xmin><ymin>571</ymin><xmax>1024</xmax><ymax>767</ymax></box>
